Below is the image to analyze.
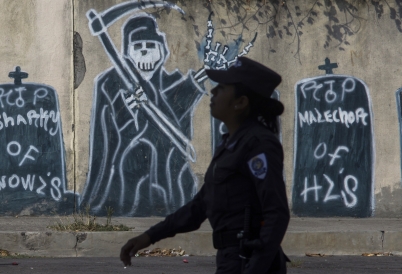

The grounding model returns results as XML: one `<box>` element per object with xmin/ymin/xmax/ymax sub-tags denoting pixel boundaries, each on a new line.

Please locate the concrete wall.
<box><xmin>1</xmin><ymin>0</ymin><xmax>402</xmax><ymax>217</ymax></box>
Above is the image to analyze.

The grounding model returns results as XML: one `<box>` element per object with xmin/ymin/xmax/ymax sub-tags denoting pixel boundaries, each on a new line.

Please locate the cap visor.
<box><xmin>205</xmin><ymin>69</ymin><xmax>237</xmax><ymax>84</ymax></box>
<box><xmin>268</xmin><ymin>99</ymin><xmax>284</xmax><ymax>116</ymax></box>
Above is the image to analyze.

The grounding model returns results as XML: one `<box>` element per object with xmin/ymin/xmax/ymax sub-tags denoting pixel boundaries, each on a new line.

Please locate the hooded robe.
<box><xmin>80</xmin><ymin>15</ymin><xmax>205</xmax><ymax>216</ymax></box>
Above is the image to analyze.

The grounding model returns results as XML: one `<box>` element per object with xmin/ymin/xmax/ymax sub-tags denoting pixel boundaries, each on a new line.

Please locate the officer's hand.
<box><xmin>120</xmin><ymin>233</ymin><xmax>151</xmax><ymax>266</ymax></box>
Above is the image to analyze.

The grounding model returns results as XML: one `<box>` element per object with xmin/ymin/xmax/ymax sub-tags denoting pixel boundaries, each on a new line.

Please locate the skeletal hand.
<box><xmin>193</xmin><ymin>12</ymin><xmax>258</xmax><ymax>84</ymax></box>
<box><xmin>204</xmin><ymin>12</ymin><xmax>257</xmax><ymax>71</ymax></box>
<box><xmin>123</xmin><ymin>86</ymin><xmax>147</xmax><ymax>109</ymax></box>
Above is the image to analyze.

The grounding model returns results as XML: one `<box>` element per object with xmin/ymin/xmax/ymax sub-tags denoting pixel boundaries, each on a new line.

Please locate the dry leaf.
<box><xmin>137</xmin><ymin>247</ymin><xmax>187</xmax><ymax>257</ymax></box>
<box><xmin>0</xmin><ymin>249</ymin><xmax>10</xmax><ymax>257</ymax></box>
<box><xmin>305</xmin><ymin>253</ymin><xmax>326</xmax><ymax>257</ymax></box>
<box><xmin>362</xmin><ymin>252</ymin><xmax>393</xmax><ymax>257</ymax></box>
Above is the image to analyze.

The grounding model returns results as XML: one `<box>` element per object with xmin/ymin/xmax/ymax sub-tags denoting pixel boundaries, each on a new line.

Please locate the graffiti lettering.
<box><xmin>301</xmin><ymin>77</ymin><xmax>357</xmax><ymax>103</ymax></box>
<box><xmin>328</xmin><ymin>146</ymin><xmax>349</xmax><ymax>166</ymax></box>
<box><xmin>7</xmin><ymin>141</ymin><xmax>21</xmax><ymax>156</ymax></box>
<box><xmin>300</xmin><ymin>174</ymin><xmax>358</xmax><ymax>207</ymax></box>
<box><xmin>313</xmin><ymin>142</ymin><xmax>327</xmax><ymax>159</ymax></box>
<box><xmin>300</xmin><ymin>176</ymin><xmax>322</xmax><ymax>202</ymax></box>
<box><xmin>7</xmin><ymin>141</ymin><xmax>40</xmax><ymax>166</ymax></box>
<box><xmin>0</xmin><ymin>87</ymin><xmax>50</xmax><ymax>108</ymax></box>
<box><xmin>298</xmin><ymin>107</ymin><xmax>368</xmax><ymax>128</ymax></box>
<box><xmin>323</xmin><ymin>174</ymin><xmax>340</xmax><ymax>202</ymax></box>
<box><xmin>50</xmin><ymin>177</ymin><xmax>62</xmax><ymax>201</ymax></box>
<box><xmin>341</xmin><ymin>175</ymin><xmax>358</xmax><ymax>208</ymax></box>
<box><xmin>0</xmin><ymin>173</ymin><xmax>61</xmax><ymax>202</ymax></box>
<box><xmin>0</xmin><ymin>109</ymin><xmax>60</xmax><ymax>135</ymax></box>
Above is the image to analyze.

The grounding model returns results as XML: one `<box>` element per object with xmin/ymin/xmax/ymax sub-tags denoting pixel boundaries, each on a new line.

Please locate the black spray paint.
<box><xmin>0</xmin><ymin>67</ymin><xmax>75</xmax><ymax>215</ymax></box>
<box><xmin>292</xmin><ymin>61</ymin><xmax>374</xmax><ymax>217</ymax></box>
<box><xmin>81</xmin><ymin>3</ymin><xmax>204</xmax><ymax>217</ymax></box>
<box><xmin>81</xmin><ymin>2</ymin><xmax>259</xmax><ymax>217</ymax></box>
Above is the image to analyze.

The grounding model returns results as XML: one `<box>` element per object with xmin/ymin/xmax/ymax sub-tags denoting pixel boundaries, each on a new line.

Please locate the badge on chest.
<box><xmin>248</xmin><ymin>153</ymin><xmax>268</xmax><ymax>179</ymax></box>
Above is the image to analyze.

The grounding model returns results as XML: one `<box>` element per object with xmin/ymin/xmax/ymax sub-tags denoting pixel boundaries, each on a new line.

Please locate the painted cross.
<box><xmin>8</xmin><ymin>66</ymin><xmax>28</xmax><ymax>85</ymax></box>
<box><xmin>292</xmin><ymin>61</ymin><xmax>374</xmax><ymax>217</ymax></box>
<box><xmin>318</xmin><ymin>57</ymin><xmax>338</xmax><ymax>75</ymax></box>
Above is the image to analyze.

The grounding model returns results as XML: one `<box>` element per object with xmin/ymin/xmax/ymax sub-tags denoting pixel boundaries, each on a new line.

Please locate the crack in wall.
<box><xmin>73</xmin><ymin>232</ymin><xmax>87</xmax><ymax>257</ymax></box>
<box><xmin>71</xmin><ymin>0</ymin><xmax>76</xmax><ymax>213</ymax></box>
<box><xmin>71</xmin><ymin>0</ymin><xmax>87</xmax><ymax>211</ymax></box>
<box><xmin>380</xmin><ymin>230</ymin><xmax>384</xmax><ymax>252</ymax></box>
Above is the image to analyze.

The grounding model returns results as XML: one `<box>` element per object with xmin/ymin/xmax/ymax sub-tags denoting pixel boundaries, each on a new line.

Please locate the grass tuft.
<box><xmin>48</xmin><ymin>205</ymin><xmax>131</xmax><ymax>232</ymax></box>
<box><xmin>287</xmin><ymin>259</ymin><xmax>303</xmax><ymax>268</ymax></box>
<box><xmin>0</xmin><ymin>249</ymin><xmax>43</xmax><ymax>259</ymax></box>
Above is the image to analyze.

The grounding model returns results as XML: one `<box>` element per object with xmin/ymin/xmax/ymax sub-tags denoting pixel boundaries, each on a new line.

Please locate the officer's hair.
<box><xmin>234</xmin><ymin>83</ymin><xmax>280</xmax><ymax>134</ymax></box>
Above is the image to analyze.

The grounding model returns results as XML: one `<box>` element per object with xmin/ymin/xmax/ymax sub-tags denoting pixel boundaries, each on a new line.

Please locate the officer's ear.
<box><xmin>234</xmin><ymin>95</ymin><xmax>249</xmax><ymax>112</ymax></box>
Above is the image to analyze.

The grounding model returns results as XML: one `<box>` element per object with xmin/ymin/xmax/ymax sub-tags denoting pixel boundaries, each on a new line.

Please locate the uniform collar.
<box><xmin>213</xmin><ymin>119</ymin><xmax>257</xmax><ymax>159</ymax></box>
<box><xmin>228</xmin><ymin>118</ymin><xmax>257</xmax><ymax>148</ymax></box>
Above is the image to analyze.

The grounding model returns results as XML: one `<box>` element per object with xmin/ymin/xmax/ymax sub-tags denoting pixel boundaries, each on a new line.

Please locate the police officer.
<box><xmin>120</xmin><ymin>57</ymin><xmax>290</xmax><ymax>274</ymax></box>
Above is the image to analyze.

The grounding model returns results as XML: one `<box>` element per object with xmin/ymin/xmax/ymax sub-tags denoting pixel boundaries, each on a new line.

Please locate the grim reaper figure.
<box><xmin>80</xmin><ymin>13</ymin><xmax>205</xmax><ymax>216</ymax></box>
<box><xmin>80</xmin><ymin>1</ymin><xmax>256</xmax><ymax>217</ymax></box>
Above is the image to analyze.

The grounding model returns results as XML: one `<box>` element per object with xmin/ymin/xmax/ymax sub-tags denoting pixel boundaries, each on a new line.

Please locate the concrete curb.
<box><xmin>1</xmin><ymin>218</ymin><xmax>402</xmax><ymax>257</ymax></box>
<box><xmin>282</xmin><ymin>231</ymin><xmax>384</xmax><ymax>256</ymax></box>
<box><xmin>0</xmin><ymin>230</ymin><xmax>400</xmax><ymax>257</ymax></box>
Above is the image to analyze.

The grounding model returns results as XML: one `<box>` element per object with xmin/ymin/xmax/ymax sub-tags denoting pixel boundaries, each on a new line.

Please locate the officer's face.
<box><xmin>210</xmin><ymin>83</ymin><xmax>237</xmax><ymax>122</ymax></box>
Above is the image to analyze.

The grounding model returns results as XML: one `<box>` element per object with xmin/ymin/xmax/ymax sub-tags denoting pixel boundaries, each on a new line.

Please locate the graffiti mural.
<box><xmin>80</xmin><ymin>2</ymin><xmax>202</xmax><ymax>217</ymax></box>
<box><xmin>292</xmin><ymin>58</ymin><xmax>375</xmax><ymax>217</ymax></box>
<box><xmin>80</xmin><ymin>1</ymin><xmax>256</xmax><ymax>216</ymax></box>
<box><xmin>0</xmin><ymin>67</ymin><xmax>75</xmax><ymax>215</ymax></box>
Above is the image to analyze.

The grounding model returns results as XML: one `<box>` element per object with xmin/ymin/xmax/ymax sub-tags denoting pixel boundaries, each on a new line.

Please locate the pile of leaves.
<box><xmin>306</xmin><ymin>253</ymin><xmax>326</xmax><ymax>257</ymax></box>
<box><xmin>362</xmin><ymin>252</ymin><xmax>393</xmax><ymax>257</ymax></box>
<box><xmin>0</xmin><ymin>249</ymin><xmax>10</xmax><ymax>257</ymax></box>
<box><xmin>0</xmin><ymin>249</ymin><xmax>33</xmax><ymax>259</ymax></box>
<box><xmin>136</xmin><ymin>247</ymin><xmax>187</xmax><ymax>257</ymax></box>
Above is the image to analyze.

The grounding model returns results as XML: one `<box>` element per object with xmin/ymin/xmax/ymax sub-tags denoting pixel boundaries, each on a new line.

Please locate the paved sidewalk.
<box><xmin>0</xmin><ymin>256</ymin><xmax>402</xmax><ymax>273</ymax></box>
<box><xmin>1</xmin><ymin>217</ymin><xmax>402</xmax><ymax>257</ymax></box>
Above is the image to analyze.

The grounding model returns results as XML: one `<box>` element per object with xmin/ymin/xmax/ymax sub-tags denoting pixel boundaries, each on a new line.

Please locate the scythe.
<box><xmin>87</xmin><ymin>1</ymin><xmax>197</xmax><ymax>162</ymax></box>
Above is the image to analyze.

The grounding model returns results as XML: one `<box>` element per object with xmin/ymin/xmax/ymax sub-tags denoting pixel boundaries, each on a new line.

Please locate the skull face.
<box><xmin>128</xmin><ymin>41</ymin><xmax>163</xmax><ymax>81</ymax></box>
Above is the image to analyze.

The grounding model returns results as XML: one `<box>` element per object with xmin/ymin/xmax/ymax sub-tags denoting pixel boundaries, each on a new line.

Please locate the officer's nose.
<box><xmin>141</xmin><ymin>50</ymin><xmax>147</xmax><ymax>56</ymax></box>
<box><xmin>211</xmin><ymin>87</ymin><xmax>217</xmax><ymax>96</ymax></box>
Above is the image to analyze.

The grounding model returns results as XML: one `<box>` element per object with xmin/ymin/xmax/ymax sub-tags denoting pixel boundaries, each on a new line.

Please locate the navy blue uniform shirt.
<box><xmin>146</xmin><ymin>119</ymin><xmax>290</xmax><ymax>272</ymax></box>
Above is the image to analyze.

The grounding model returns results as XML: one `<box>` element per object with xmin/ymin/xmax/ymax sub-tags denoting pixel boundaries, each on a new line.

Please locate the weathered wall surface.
<box><xmin>2</xmin><ymin>0</ymin><xmax>402</xmax><ymax>217</ymax></box>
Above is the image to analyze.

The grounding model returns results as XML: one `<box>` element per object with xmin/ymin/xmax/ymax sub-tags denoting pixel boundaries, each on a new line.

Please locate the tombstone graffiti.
<box><xmin>0</xmin><ymin>67</ymin><xmax>75</xmax><ymax>215</ymax></box>
<box><xmin>292</xmin><ymin>58</ymin><xmax>374</xmax><ymax>217</ymax></box>
<box><xmin>81</xmin><ymin>1</ymin><xmax>257</xmax><ymax>217</ymax></box>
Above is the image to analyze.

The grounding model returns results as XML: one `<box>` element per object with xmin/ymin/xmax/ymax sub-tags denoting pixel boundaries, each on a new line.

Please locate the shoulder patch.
<box><xmin>247</xmin><ymin>153</ymin><xmax>268</xmax><ymax>179</ymax></box>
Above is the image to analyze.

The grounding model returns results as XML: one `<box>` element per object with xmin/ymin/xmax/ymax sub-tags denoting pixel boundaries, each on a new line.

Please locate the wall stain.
<box><xmin>73</xmin><ymin>31</ymin><xmax>86</xmax><ymax>89</ymax></box>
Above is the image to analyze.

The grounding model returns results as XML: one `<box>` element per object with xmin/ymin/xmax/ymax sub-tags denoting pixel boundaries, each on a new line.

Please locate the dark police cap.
<box><xmin>205</xmin><ymin>57</ymin><xmax>284</xmax><ymax>116</ymax></box>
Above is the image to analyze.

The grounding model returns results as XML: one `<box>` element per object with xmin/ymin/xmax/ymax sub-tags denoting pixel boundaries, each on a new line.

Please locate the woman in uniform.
<box><xmin>120</xmin><ymin>57</ymin><xmax>290</xmax><ymax>274</ymax></box>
